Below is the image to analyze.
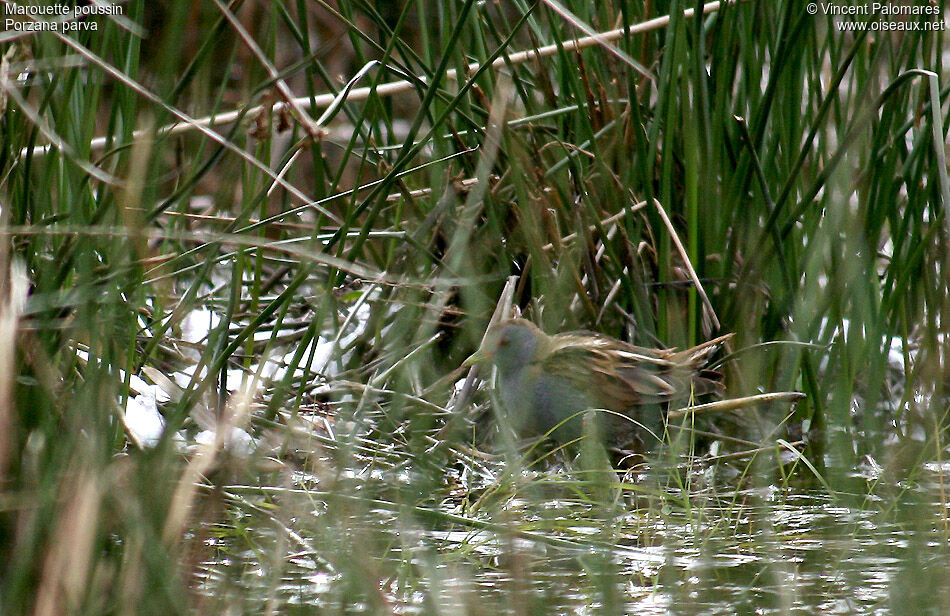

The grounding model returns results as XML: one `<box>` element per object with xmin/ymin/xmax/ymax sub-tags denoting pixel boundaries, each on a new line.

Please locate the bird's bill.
<box><xmin>462</xmin><ymin>347</ymin><xmax>493</xmax><ymax>367</ymax></box>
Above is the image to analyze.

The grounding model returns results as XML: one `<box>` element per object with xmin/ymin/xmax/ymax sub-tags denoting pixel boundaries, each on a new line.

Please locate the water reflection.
<box><xmin>197</xmin><ymin>452</ymin><xmax>950</xmax><ymax>615</ymax></box>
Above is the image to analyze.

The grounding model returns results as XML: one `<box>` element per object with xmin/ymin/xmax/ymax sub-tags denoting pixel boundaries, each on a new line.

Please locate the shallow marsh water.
<box><xmin>194</xmin><ymin>439</ymin><xmax>950</xmax><ymax>616</ymax></box>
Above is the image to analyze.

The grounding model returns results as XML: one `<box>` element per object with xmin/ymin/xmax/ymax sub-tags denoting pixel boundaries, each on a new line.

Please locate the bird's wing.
<box><xmin>539</xmin><ymin>335</ymin><xmax>686</xmax><ymax>410</ymax></box>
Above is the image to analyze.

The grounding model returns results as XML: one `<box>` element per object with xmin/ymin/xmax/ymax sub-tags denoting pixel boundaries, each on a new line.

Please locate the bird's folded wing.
<box><xmin>539</xmin><ymin>343</ymin><xmax>682</xmax><ymax>410</ymax></box>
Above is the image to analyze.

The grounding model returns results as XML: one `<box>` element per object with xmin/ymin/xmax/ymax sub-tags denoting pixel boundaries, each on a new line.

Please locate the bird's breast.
<box><xmin>497</xmin><ymin>364</ymin><xmax>594</xmax><ymax>441</ymax></box>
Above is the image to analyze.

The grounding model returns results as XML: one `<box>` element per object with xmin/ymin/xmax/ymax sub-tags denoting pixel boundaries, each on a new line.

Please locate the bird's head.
<box><xmin>463</xmin><ymin>319</ymin><xmax>545</xmax><ymax>374</ymax></box>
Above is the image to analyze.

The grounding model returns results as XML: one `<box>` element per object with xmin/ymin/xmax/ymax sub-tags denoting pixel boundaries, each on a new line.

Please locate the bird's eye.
<box><xmin>498</xmin><ymin>336</ymin><xmax>510</xmax><ymax>348</ymax></box>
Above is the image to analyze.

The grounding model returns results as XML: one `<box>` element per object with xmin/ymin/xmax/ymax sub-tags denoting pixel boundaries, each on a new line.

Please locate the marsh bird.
<box><xmin>464</xmin><ymin>319</ymin><xmax>731</xmax><ymax>449</ymax></box>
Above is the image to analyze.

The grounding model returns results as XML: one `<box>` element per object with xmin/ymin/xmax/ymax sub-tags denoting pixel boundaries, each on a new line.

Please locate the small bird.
<box><xmin>464</xmin><ymin>319</ymin><xmax>731</xmax><ymax>450</ymax></box>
